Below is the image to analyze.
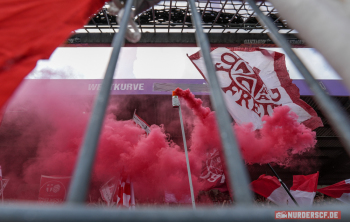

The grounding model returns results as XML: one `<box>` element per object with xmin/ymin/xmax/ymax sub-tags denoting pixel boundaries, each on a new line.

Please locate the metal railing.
<box><xmin>2</xmin><ymin>0</ymin><xmax>350</xmax><ymax>221</ymax></box>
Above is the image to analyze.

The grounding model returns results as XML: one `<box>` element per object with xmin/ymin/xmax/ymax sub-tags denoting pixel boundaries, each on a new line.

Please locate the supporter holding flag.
<box><xmin>318</xmin><ymin>179</ymin><xmax>350</xmax><ymax>203</ymax></box>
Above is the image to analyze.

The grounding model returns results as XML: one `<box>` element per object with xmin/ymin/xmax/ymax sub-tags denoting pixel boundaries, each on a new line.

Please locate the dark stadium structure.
<box><xmin>67</xmin><ymin>0</ymin><xmax>304</xmax><ymax>46</ymax></box>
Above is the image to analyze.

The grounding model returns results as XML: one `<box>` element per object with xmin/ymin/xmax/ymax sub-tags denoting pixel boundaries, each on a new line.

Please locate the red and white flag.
<box><xmin>0</xmin><ymin>179</ymin><xmax>9</xmax><ymax>197</ymax></box>
<box><xmin>251</xmin><ymin>174</ymin><xmax>291</xmax><ymax>206</ymax></box>
<box><xmin>113</xmin><ymin>175</ymin><xmax>135</xmax><ymax>209</ymax></box>
<box><xmin>289</xmin><ymin>172</ymin><xmax>319</xmax><ymax>206</ymax></box>
<box><xmin>38</xmin><ymin>175</ymin><xmax>71</xmax><ymax>204</ymax></box>
<box><xmin>199</xmin><ymin>149</ymin><xmax>227</xmax><ymax>192</ymax></box>
<box><xmin>99</xmin><ymin>177</ymin><xmax>117</xmax><ymax>206</ymax></box>
<box><xmin>188</xmin><ymin>47</ymin><xmax>323</xmax><ymax>130</ymax></box>
<box><xmin>317</xmin><ymin>179</ymin><xmax>350</xmax><ymax>203</ymax></box>
<box><xmin>251</xmin><ymin>172</ymin><xmax>319</xmax><ymax>206</ymax></box>
<box><xmin>133</xmin><ymin>110</ymin><xmax>151</xmax><ymax>135</ymax></box>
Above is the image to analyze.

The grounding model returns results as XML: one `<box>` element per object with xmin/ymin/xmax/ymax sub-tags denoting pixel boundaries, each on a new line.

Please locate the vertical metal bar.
<box><xmin>152</xmin><ymin>6</ymin><xmax>156</xmax><ymax>33</ymax></box>
<box><xmin>208</xmin><ymin>0</ymin><xmax>228</xmax><ymax>33</ymax></box>
<box><xmin>246</xmin><ymin>0</ymin><xmax>350</xmax><ymax>155</ymax></box>
<box><xmin>181</xmin><ymin>2</ymin><xmax>189</xmax><ymax>33</ymax></box>
<box><xmin>187</xmin><ymin>0</ymin><xmax>253</xmax><ymax>205</ymax></box>
<box><xmin>66</xmin><ymin>0</ymin><xmax>134</xmax><ymax>204</ymax></box>
<box><xmin>168</xmin><ymin>0</ymin><xmax>172</xmax><ymax>33</ymax></box>
<box><xmin>243</xmin><ymin>1</ymin><xmax>263</xmax><ymax>24</ymax></box>
<box><xmin>222</xmin><ymin>2</ymin><xmax>244</xmax><ymax>33</ymax></box>
<box><xmin>179</xmin><ymin>105</ymin><xmax>196</xmax><ymax>209</ymax></box>
<box><xmin>201</xmin><ymin>0</ymin><xmax>210</xmax><ymax>20</ymax></box>
<box><xmin>103</xmin><ymin>9</ymin><xmax>111</xmax><ymax>27</ymax></box>
<box><xmin>138</xmin><ymin>16</ymin><xmax>143</xmax><ymax>33</ymax></box>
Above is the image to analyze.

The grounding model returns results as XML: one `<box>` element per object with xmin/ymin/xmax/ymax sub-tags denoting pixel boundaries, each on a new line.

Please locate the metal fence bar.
<box><xmin>66</xmin><ymin>0</ymin><xmax>133</xmax><ymax>204</ymax></box>
<box><xmin>181</xmin><ymin>2</ymin><xmax>189</xmax><ymax>33</ymax></box>
<box><xmin>187</xmin><ymin>0</ymin><xmax>253</xmax><ymax>205</ymax></box>
<box><xmin>0</xmin><ymin>203</ymin><xmax>347</xmax><ymax>222</ymax></box>
<box><xmin>246</xmin><ymin>0</ymin><xmax>350</xmax><ymax>155</ymax></box>
<box><xmin>208</xmin><ymin>0</ymin><xmax>228</xmax><ymax>33</ymax></box>
<box><xmin>168</xmin><ymin>0</ymin><xmax>172</xmax><ymax>33</ymax></box>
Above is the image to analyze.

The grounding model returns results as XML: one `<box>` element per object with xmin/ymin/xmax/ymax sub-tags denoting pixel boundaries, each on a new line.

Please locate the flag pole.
<box><xmin>173</xmin><ymin>92</ymin><xmax>196</xmax><ymax>209</ymax></box>
<box><xmin>267</xmin><ymin>163</ymin><xmax>298</xmax><ymax>206</ymax></box>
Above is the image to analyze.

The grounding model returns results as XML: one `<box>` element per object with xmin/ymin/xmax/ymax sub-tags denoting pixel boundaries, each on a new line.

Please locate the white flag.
<box><xmin>188</xmin><ymin>47</ymin><xmax>323</xmax><ymax>130</ymax></box>
<box><xmin>99</xmin><ymin>177</ymin><xmax>117</xmax><ymax>206</ymax></box>
<box><xmin>0</xmin><ymin>179</ymin><xmax>9</xmax><ymax>197</ymax></box>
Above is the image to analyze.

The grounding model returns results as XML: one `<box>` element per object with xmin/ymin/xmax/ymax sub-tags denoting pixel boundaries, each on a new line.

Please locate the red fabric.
<box><xmin>317</xmin><ymin>179</ymin><xmax>350</xmax><ymax>198</ymax></box>
<box><xmin>38</xmin><ymin>175</ymin><xmax>71</xmax><ymax>203</ymax></box>
<box><xmin>290</xmin><ymin>172</ymin><xmax>319</xmax><ymax>192</ymax></box>
<box><xmin>251</xmin><ymin>174</ymin><xmax>281</xmax><ymax>198</ymax></box>
<box><xmin>0</xmin><ymin>166</ymin><xmax>2</xmax><ymax>181</ymax></box>
<box><xmin>0</xmin><ymin>0</ymin><xmax>105</xmax><ymax>110</ymax></box>
<box><xmin>0</xmin><ymin>110</ymin><xmax>4</xmax><ymax>128</ymax></box>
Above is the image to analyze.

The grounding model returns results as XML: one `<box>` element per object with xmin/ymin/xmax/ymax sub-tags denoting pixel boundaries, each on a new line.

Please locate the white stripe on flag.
<box><xmin>133</xmin><ymin>113</ymin><xmax>151</xmax><ymax>134</ymax></box>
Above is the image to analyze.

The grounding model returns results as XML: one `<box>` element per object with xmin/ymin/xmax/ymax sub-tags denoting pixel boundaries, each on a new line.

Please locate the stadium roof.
<box><xmin>68</xmin><ymin>0</ymin><xmax>303</xmax><ymax>45</ymax></box>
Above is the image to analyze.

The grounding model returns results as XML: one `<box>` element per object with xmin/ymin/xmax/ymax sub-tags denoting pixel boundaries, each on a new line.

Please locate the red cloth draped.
<box><xmin>0</xmin><ymin>0</ymin><xmax>105</xmax><ymax>110</ymax></box>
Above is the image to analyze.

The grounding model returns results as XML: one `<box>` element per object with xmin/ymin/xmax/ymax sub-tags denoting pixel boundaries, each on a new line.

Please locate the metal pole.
<box><xmin>188</xmin><ymin>0</ymin><xmax>254</xmax><ymax>205</ymax></box>
<box><xmin>246</xmin><ymin>0</ymin><xmax>350</xmax><ymax>156</ymax></box>
<box><xmin>267</xmin><ymin>164</ymin><xmax>298</xmax><ymax>206</ymax></box>
<box><xmin>178</xmin><ymin>105</ymin><xmax>196</xmax><ymax>209</ymax></box>
<box><xmin>66</xmin><ymin>0</ymin><xmax>134</xmax><ymax>204</ymax></box>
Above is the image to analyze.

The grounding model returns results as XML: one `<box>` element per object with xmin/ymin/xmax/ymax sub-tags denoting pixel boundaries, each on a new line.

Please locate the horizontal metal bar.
<box><xmin>246</xmin><ymin>0</ymin><xmax>350</xmax><ymax>156</ymax></box>
<box><xmin>66</xmin><ymin>0</ymin><xmax>134</xmax><ymax>204</ymax></box>
<box><xmin>84</xmin><ymin>25</ymin><xmax>289</xmax><ymax>29</ymax></box>
<box><xmin>0</xmin><ymin>203</ymin><xmax>347</xmax><ymax>222</ymax></box>
<box><xmin>67</xmin><ymin>33</ymin><xmax>302</xmax><ymax>45</ymax></box>
<box><xmin>188</xmin><ymin>0</ymin><xmax>253</xmax><ymax>205</ymax></box>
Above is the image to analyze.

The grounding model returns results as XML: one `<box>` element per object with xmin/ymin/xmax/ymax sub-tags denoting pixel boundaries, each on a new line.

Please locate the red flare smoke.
<box><xmin>175</xmin><ymin>88</ymin><xmax>317</xmax><ymax>167</ymax></box>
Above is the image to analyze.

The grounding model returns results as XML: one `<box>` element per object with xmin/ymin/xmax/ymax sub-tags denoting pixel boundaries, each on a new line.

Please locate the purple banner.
<box><xmin>20</xmin><ymin>79</ymin><xmax>349</xmax><ymax>96</ymax></box>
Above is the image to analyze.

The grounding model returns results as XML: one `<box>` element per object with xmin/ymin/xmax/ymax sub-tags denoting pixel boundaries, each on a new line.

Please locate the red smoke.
<box><xmin>174</xmin><ymin>88</ymin><xmax>317</xmax><ymax>167</ymax></box>
<box><xmin>0</xmin><ymin>84</ymin><xmax>316</xmax><ymax>203</ymax></box>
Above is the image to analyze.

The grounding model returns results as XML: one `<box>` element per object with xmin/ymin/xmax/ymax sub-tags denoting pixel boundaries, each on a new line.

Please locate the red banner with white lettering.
<box><xmin>38</xmin><ymin>175</ymin><xmax>70</xmax><ymax>203</ymax></box>
<box><xmin>188</xmin><ymin>47</ymin><xmax>323</xmax><ymax>130</ymax></box>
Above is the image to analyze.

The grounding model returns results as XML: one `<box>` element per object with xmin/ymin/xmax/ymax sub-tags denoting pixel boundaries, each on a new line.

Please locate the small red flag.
<box><xmin>38</xmin><ymin>175</ymin><xmax>71</xmax><ymax>203</ymax></box>
<box><xmin>318</xmin><ymin>179</ymin><xmax>350</xmax><ymax>203</ymax></box>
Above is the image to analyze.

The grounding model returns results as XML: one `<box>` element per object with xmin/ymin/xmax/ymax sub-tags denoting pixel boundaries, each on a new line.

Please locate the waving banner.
<box><xmin>99</xmin><ymin>177</ymin><xmax>117</xmax><ymax>206</ymax></box>
<box><xmin>38</xmin><ymin>175</ymin><xmax>70</xmax><ymax>203</ymax></box>
<box><xmin>188</xmin><ymin>47</ymin><xmax>322</xmax><ymax>130</ymax></box>
<box><xmin>200</xmin><ymin>149</ymin><xmax>227</xmax><ymax>192</ymax></box>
